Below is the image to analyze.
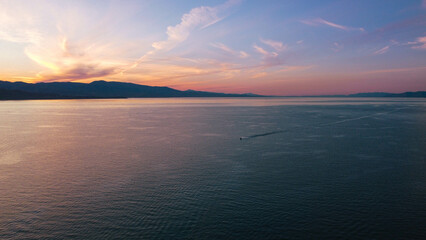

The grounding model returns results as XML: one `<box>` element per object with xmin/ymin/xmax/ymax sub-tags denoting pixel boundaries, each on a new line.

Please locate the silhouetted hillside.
<box><xmin>0</xmin><ymin>80</ymin><xmax>262</xmax><ymax>100</ymax></box>
<box><xmin>0</xmin><ymin>88</ymin><xmax>124</xmax><ymax>100</ymax></box>
<box><xmin>0</xmin><ymin>88</ymin><xmax>59</xmax><ymax>100</ymax></box>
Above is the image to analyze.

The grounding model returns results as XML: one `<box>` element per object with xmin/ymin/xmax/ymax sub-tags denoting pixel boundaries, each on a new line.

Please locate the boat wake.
<box><xmin>239</xmin><ymin>107</ymin><xmax>408</xmax><ymax>140</ymax></box>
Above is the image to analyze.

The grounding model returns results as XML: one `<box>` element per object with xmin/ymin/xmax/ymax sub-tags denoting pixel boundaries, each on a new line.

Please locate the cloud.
<box><xmin>151</xmin><ymin>0</ymin><xmax>240</xmax><ymax>51</ymax></box>
<box><xmin>253</xmin><ymin>44</ymin><xmax>270</xmax><ymax>56</ymax></box>
<box><xmin>25</xmin><ymin>43</ymin><xmax>125</xmax><ymax>82</ymax></box>
<box><xmin>126</xmin><ymin>0</ymin><xmax>241</xmax><ymax>73</ymax></box>
<box><xmin>409</xmin><ymin>36</ymin><xmax>426</xmax><ymax>50</ymax></box>
<box><xmin>260</xmin><ymin>38</ymin><xmax>287</xmax><ymax>51</ymax></box>
<box><xmin>277</xmin><ymin>65</ymin><xmax>313</xmax><ymax>73</ymax></box>
<box><xmin>211</xmin><ymin>42</ymin><xmax>249</xmax><ymax>58</ymax></box>
<box><xmin>123</xmin><ymin>54</ymin><xmax>245</xmax><ymax>82</ymax></box>
<box><xmin>372</xmin><ymin>40</ymin><xmax>402</xmax><ymax>55</ymax></box>
<box><xmin>0</xmin><ymin>29</ymin><xmax>41</xmax><ymax>44</ymax></box>
<box><xmin>0</xmin><ymin>2</ymin><xmax>43</xmax><ymax>44</ymax></box>
<box><xmin>245</xmin><ymin>65</ymin><xmax>312</xmax><ymax>80</ymax></box>
<box><xmin>362</xmin><ymin>66</ymin><xmax>426</xmax><ymax>74</ymax></box>
<box><xmin>332</xmin><ymin>42</ymin><xmax>344</xmax><ymax>52</ymax></box>
<box><xmin>253</xmin><ymin>44</ymin><xmax>283</xmax><ymax>66</ymax></box>
<box><xmin>0</xmin><ymin>0</ymin><xmax>243</xmax><ymax>83</ymax></box>
<box><xmin>22</xmin><ymin>34</ymin><xmax>129</xmax><ymax>82</ymax></box>
<box><xmin>36</xmin><ymin>64</ymin><xmax>119</xmax><ymax>82</ymax></box>
<box><xmin>343</xmin><ymin>15</ymin><xmax>426</xmax><ymax>46</ymax></box>
<box><xmin>301</xmin><ymin>18</ymin><xmax>365</xmax><ymax>31</ymax></box>
<box><xmin>250</xmin><ymin>72</ymin><xmax>267</xmax><ymax>79</ymax></box>
<box><xmin>373</xmin><ymin>45</ymin><xmax>390</xmax><ymax>55</ymax></box>
<box><xmin>0</xmin><ymin>1</ymin><xmax>134</xmax><ymax>82</ymax></box>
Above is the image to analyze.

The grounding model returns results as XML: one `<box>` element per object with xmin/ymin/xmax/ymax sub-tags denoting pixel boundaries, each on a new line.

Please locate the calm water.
<box><xmin>0</xmin><ymin>98</ymin><xmax>425</xmax><ymax>239</ymax></box>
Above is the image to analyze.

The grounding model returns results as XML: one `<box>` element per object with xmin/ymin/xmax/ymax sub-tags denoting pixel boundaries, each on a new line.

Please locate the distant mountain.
<box><xmin>346</xmin><ymin>91</ymin><xmax>426</xmax><ymax>98</ymax></box>
<box><xmin>0</xmin><ymin>80</ymin><xmax>262</xmax><ymax>100</ymax></box>
<box><xmin>300</xmin><ymin>91</ymin><xmax>426</xmax><ymax>98</ymax></box>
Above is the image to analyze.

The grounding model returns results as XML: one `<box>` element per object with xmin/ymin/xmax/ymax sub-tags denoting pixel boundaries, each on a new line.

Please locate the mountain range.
<box><xmin>0</xmin><ymin>80</ymin><xmax>261</xmax><ymax>100</ymax></box>
<box><xmin>0</xmin><ymin>80</ymin><xmax>425</xmax><ymax>100</ymax></box>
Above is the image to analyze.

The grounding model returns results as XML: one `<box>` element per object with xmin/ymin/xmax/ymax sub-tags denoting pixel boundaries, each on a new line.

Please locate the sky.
<box><xmin>0</xmin><ymin>0</ymin><xmax>425</xmax><ymax>95</ymax></box>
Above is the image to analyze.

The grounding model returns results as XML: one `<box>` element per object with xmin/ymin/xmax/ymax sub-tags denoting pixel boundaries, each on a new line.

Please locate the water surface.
<box><xmin>0</xmin><ymin>98</ymin><xmax>425</xmax><ymax>239</ymax></box>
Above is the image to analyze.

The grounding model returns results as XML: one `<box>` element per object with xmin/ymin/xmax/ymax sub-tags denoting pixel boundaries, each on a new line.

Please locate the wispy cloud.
<box><xmin>343</xmin><ymin>15</ymin><xmax>426</xmax><ymax>47</ymax></box>
<box><xmin>362</xmin><ymin>66</ymin><xmax>426</xmax><ymax>74</ymax></box>
<box><xmin>373</xmin><ymin>45</ymin><xmax>390</xmax><ymax>55</ymax></box>
<box><xmin>24</xmin><ymin>37</ymin><xmax>127</xmax><ymax>82</ymax></box>
<box><xmin>260</xmin><ymin>38</ymin><xmax>287</xmax><ymax>51</ymax></box>
<box><xmin>245</xmin><ymin>65</ymin><xmax>312</xmax><ymax>80</ymax></box>
<box><xmin>332</xmin><ymin>42</ymin><xmax>344</xmax><ymax>52</ymax></box>
<box><xmin>36</xmin><ymin>64</ymin><xmax>119</xmax><ymax>82</ymax></box>
<box><xmin>253</xmin><ymin>44</ymin><xmax>270</xmax><ymax>56</ymax></box>
<box><xmin>0</xmin><ymin>1</ymin><xmax>134</xmax><ymax>82</ymax></box>
<box><xmin>372</xmin><ymin>40</ymin><xmax>402</xmax><ymax>55</ymax></box>
<box><xmin>0</xmin><ymin>1</ymin><xmax>43</xmax><ymax>44</ymax></box>
<box><xmin>151</xmin><ymin>0</ymin><xmax>241</xmax><ymax>51</ymax></box>
<box><xmin>408</xmin><ymin>36</ymin><xmax>426</xmax><ymax>50</ymax></box>
<box><xmin>123</xmin><ymin>57</ymin><xmax>243</xmax><ymax>87</ymax></box>
<box><xmin>127</xmin><ymin>0</ymin><xmax>241</xmax><ymax>72</ymax></box>
<box><xmin>250</xmin><ymin>72</ymin><xmax>267</xmax><ymax>79</ymax></box>
<box><xmin>301</xmin><ymin>18</ymin><xmax>365</xmax><ymax>32</ymax></box>
<box><xmin>277</xmin><ymin>65</ymin><xmax>313</xmax><ymax>73</ymax></box>
<box><xmin>211</xmin><ymin>42</ymin><xmax>249</xmax><ymax>58</ymax></box>
<box><xmin>0</xmin><ymin>0</ymin><xmax>242</xmax><ymax>82</ymax></box>
<box><xmin>253</xmin><ymin>44</ymin><xmax>283</xmax><ymax>67</ymax></box>
<box><xmin>0</xmin><ymin>28</ymin><xmax>41</xmax><ymax>44</ymax></box>
<box><xmin>152</xmin><ymin>7</ymin><xmax>222</xmax><ymax>51</ymax></box>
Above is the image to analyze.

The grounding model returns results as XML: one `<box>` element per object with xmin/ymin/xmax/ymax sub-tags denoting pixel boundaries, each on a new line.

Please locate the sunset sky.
<box><xmin>0</xmin><ymin>0</ymin><xmax>425</xmax><ymax>95</ymax></box>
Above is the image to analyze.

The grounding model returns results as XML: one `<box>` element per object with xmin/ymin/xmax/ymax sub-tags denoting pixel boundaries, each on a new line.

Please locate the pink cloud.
<box><xmin>301</xmin><ymin>18</ymin><xmax>365</xmax><ymax>31</ymax></box>
<box><xmin>260</xmin><ymin>38</ymin><xmax>287</xmax><ymax>51</ymax></box>
<box><xmin>411</xmin><ymin>36</ymin><xmax>426</xmax><ymax>50</ymax></box>
<box><xmin>253</xmin><ymin>44</ymin><xmax>270</xmax><ymax>55</ymax></box>
<box><xmin>36</xmin><ymin>64</ymin><xmax>119</xmax><ymax>82</ymax></box>
<box><xmin>211</xmin><ymin>42</ymin><xmax>249</xmax><ymax>58</ymax></box>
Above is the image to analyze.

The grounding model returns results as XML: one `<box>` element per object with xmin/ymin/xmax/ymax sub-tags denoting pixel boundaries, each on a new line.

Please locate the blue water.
<box><xmin>0</xmin><ymin>98</ymin><xmax>425</xmax><ymax>239</ymax></box>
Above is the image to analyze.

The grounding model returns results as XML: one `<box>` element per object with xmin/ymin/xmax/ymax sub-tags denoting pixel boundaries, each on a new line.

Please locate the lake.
<box><xmin>0</xmin><ymin>98</ymin><xmax>425</xmax><ymax>239</ymax></box>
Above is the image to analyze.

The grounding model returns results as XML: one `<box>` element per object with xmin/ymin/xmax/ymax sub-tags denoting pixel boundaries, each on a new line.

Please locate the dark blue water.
<box><xmin>0</xmin><ymin>98</ymin><xmax>425</xmax><ymax>239</ymax></box>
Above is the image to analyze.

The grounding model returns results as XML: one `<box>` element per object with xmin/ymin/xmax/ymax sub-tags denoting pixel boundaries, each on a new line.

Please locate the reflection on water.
<box><xmin>0</xmin><ymin>98</ymin><xmax>425</xmax><ymax>239</ymax></box>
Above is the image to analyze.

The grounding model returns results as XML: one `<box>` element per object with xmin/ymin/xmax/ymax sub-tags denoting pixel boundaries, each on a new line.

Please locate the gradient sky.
<box><xmin>0</xmin><ymin>0</ymin><xmax>425</xmax><ymax>95</ymax></box>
